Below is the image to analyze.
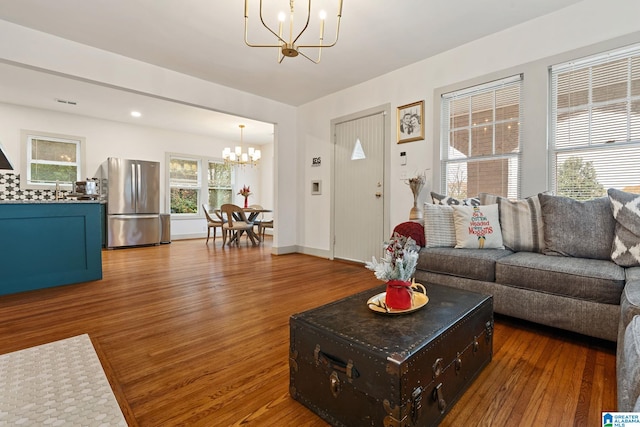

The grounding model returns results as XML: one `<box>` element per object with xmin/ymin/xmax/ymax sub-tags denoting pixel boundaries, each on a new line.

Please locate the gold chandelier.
<box><xmin>244</xmin><ymin>0</ymin><xmax>343</xmax><ymax>64</ymax></box>
<box><xmin>223</xmin><ymin>125</ymin><xmax>261</xmax><ymax>167</ymax></box>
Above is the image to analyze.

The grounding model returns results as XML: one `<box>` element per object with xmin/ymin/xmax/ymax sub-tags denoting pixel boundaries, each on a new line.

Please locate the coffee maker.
<box><xmin>73</xmin><ymin>179</ymin><xmax>99</xmax><ymax>199</ymax></box>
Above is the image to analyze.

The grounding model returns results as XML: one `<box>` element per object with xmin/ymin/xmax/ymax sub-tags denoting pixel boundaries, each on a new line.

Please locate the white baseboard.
<box><xmin>169</xmin><ymin>237</ymin><xmax>331</xmax><ymax>261</ymax></box>
<box><xmin>298</xmin><ymin>246</ymin><xmax>331</xmax><ymax>259</ymax></box>
<box><xmin>171</xmin><ymin>233</ymin><xmax>206</xmax><ymax>240</ymax></box>
<box><xmin>271</xmin><ymin>245</ymin><xmax>298</xmax><ymax>255</ymax></box>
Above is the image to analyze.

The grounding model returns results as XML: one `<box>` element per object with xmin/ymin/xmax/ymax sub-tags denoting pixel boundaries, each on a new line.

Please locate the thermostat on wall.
<box><xmin>311</xmin><ymin>180</ymin><xmax>322</xmax><ymax>195</ymax></box>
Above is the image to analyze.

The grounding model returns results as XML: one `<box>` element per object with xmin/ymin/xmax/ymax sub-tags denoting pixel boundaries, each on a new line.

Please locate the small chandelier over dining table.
<box><xmin>244</xmin><ymin>0</ymin><xmax>343</xmax><ymax>64</ymax></box>
<box><xmin>223</xmin><ymin>125</ymin><xmax>261</xmax><ymax>167</ymax></box>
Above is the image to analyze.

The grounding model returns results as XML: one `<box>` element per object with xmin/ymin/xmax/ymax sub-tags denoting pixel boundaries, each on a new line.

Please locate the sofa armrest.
<box><xmin>618</xmin><ymin>314</ymin><xmax>640</xmax><ymax>411</ymax></box>
<box><xmin>618</xmin><ymin>280</ymin><xmax>640</xmax><ymax>410</ymax></box>
<box><xmin>620</xmin><ymin>280</ymin><xmax>640</xmax><ymax>336</ymax></box>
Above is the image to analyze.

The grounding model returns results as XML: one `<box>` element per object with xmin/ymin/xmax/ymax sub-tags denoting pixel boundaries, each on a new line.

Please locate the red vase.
<box><xmin>385</xmin><ymin>280</ymin><xmax>413</xmax><ymax>310</ymax></box>
<box><xmin>244</xmin><ymin>197</ymin><xmax>248</xmax><ymax>208</ymax></box>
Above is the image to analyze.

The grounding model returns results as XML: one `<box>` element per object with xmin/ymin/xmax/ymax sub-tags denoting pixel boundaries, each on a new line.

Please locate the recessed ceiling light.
<box><xmin>131</xmin><ymin>111</ymin><xmax>142</xmax><ymax>118</ymax></box>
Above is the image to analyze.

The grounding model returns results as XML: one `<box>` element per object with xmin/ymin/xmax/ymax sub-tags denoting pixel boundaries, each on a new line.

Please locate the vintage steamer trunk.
<box><xmin>289</xmin><ymin>283</ymin><xmax>493</xmax><ymax>426</ymax></box>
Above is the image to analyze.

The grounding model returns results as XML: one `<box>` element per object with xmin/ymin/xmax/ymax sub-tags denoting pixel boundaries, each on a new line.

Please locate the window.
<box><xmin>440</xmin><ymin>74</ymin><xmax>522</xmax><ymax>199</ymax></box>
<box><xmin>550</xmin><ymin>43</ymin><xmax>640</xmax><ymax>200</ymax></box>
<box><xmin>169</xmin><ymin>156</ymin><xmax>201</xmax><ymax>214</ymax></box>
<box><xmin>167</xmin><ymin>154</ymin><xmax>234</xmax><ymax>216</ymax></box>
<box><xmin>207</xmin><ymin>161</ymin><xmax>232</xmax><ymax>209</ymax></box>
<box><xmin>20</xmin><ymin>131</ymin><xmax>85</xmax><ymax>190</ymax></box>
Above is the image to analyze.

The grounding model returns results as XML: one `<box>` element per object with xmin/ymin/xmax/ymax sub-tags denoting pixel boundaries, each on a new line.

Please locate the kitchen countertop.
<box><xmin>0</xmin><ymin>199</ymin><xmax>105</xmax><ymax>204</ymax></box>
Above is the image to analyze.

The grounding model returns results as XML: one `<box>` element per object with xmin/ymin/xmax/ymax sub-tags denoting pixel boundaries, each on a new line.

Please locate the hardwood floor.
<box><xmin>0</xmin><ymin>238</ymin><xmax>616</xmax><ymax>426</ymax></box>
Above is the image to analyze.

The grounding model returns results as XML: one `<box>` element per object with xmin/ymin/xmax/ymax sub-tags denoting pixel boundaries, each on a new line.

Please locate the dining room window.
<box><xmin>207</xmin><ymin>161</ymin><xmax>233</xmax><ymax>209</ymax></box>
<box><xmin>169</xmin><ymin>156</ymin><xmax>201</xmax><ymax>214</ymax></box>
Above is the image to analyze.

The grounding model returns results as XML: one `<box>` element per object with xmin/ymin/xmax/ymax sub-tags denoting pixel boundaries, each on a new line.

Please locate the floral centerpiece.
<box><xmin>238</xmin><ymin>185</ymin><xmax>252</xmax><ymax>208</ymax></box>
<box><xmin>406</xmin><ymin>172</ymin><xmax>426</xmax><ymax>220</ymax></box>
<box><xmin>365</xmin><ymin>232</ymin><xmax>419</xmax><ymax>309</ymax></box>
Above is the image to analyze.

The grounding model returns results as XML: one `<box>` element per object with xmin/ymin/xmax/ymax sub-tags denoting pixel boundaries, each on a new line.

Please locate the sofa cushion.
<box><xmin>417</xmin><ymin>247</ymin><xmax>513</xmax><ymax>282</ymax></box>
<box><xmin>608</xmin><ymin>188</ymin><xmax>640</xmax><ymax>267</ymax></box>
<box><xmin>452</xmin><ymin>204</ymin><xmax>504</xmax><ymax>249</ymax></box>
<box><xmin>431</xmin><ymin>192</ymin><xmax>480</xmax><ymax>206</ymax></box>
<box><xmin>495</xmin><ymin>252</ymin><xmax>625</xmax><ymax>304</ymax></box>
<box><xmin>539</xmin><ymin>194</ymin><xmax>615</xmax><ymax>260</ymax></box>
<box><xmin>479</xmin><ymin>192</ymin><xmax>545</xmax><ymax>253</ymax></box>
<box><xmin>618</xmin><ymin>315</ymin><xmax>640</xmax><ymax>411</ymax></box>
<box><xmin>424</xmin><ymin>203</ymin><xmax>456</xmax><ymax>248</ymax></box>
<box><xmin>392</xmin><ymin>221</ymin><xmax>425</xmax><ymax>247</ymax></box>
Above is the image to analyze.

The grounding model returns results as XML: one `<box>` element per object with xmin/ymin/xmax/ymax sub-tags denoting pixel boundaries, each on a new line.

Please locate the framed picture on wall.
<box><xmin>397</xmin><ymin>100</ymin><xmax>424</xmax><ymax>144</ymax></box>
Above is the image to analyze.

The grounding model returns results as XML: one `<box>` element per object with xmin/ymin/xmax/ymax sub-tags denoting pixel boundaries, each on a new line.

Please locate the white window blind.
<box><xmin>550</xmin><ymin>43</ymin><xmax>640</xmax><ymax>199</ymax></box>
<box><xmin>441</xmin><ymin>74</ymin><xmax>523</xmax><ymax>199</ymax></box>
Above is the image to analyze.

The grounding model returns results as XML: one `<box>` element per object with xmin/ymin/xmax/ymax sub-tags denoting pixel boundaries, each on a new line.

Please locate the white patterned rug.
<box><xmin>0</xmin><ymin>334</ymin><xmax>127</xmax><ymax>426</ymax></box>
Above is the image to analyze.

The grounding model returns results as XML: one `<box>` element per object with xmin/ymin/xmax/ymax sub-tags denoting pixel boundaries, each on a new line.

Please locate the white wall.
<box><xmin>0</xmin><ymin>102</ymin><xmax>274</xmax><ymax>240</ymax></box>
<box><xmin>297</xmin><ymin>0</ymin><xmax>640</xmax><ymax>255</ymax></box>
<box><xmin>0</xmin><ymin>19</ymin><xmax>296</xmax><ymax>252</ymax></box>
<box><xmin>3</xmin><ymin>0</ymin><xmax>640</xmax><ymax>256</ymax></box>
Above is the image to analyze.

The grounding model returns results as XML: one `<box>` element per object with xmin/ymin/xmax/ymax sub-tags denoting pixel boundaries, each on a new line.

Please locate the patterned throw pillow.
<box><xmin>608</xmin><ymin>188</ymin><xmax>640</xmax><ymax>267</ymax></box>
<box><xmin>479</xmin><ymin>192</ymin><xmax>545</xmax><ymax>252</ymax></box>
<box><xmin>423</xmin><ymin>203</ymin><xmax>456</xmax><ymax>248</ymax></box>
<box><xmin>451</xmin><ymin>204</ymin><xmax>504</xmax><ymax>249</ymax></box>
<box><xmin>431</xmin><ymin>192</ymin><xmax>480</xmax><ymax>206</ymax></box>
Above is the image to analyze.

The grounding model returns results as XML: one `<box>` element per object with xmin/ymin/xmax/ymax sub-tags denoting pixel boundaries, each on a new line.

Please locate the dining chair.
<box><xmin>203</xmin><ymin>205</ymin><xmax>225</xmax><ymax>245</ymax></box>
<box><xmin>220</xmin><ymin>203</ymin><xmax>257</xmax><ymax>246</ymax></box>
<box><xmin>259</xmin><ymin>216</ymin><xmax>273</xmax><ymax>241</ymax></box>
<box><xmin>248</xmin><ymin>204</ymin><xmax>273</xmax><ymax>241</ymax></box>
<box><xmin>248</xmin><ymin>204</ymin><xmax>264</xmax><ymax>238</ymax></box>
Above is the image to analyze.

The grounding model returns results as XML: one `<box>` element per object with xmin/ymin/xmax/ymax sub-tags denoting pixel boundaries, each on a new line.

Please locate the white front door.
<box><xmin>333</xmin><ymin>111</ymin><xmax>386</xmax><ymax>263</ymax></box>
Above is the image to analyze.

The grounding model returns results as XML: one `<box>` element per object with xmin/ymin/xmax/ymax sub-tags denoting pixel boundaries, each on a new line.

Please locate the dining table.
<box><xmin>216</xmin><ymin>207</ymin><xmax>272</xmax><ymax>245</ymax></box>
<box><xmin>243</xmin><ymin>207</ymin><xmax>272</xmax><ymax>223</ymax></box>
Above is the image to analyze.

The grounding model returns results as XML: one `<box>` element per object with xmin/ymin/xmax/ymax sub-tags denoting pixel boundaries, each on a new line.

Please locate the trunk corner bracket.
<box><xmin>386</xmin><ymin>352</ymin><xmax>409</xmax><ymax>376</ymax></box>
<box><xmin>383</xmin><ymin>386</ymin><xmax>422</xmax><ymax>427</ymax></box>
<box><xmin>383</xmin><ymin>399</ymin><xmax>407</xmax><ymax>427</ymax></box>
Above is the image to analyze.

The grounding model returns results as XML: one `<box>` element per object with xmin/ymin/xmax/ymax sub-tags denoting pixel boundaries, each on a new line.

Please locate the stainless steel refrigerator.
<box><xmin>99</xmin><ymin>157</ymin><xmax>160</xmax><ymax>248</ymax></box>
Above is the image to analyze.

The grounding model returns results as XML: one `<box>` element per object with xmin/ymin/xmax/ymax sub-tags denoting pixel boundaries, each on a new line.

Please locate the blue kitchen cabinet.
<box><xmin>0</xmin><ymin>201</ymin><xmax>103</xmax><ymax>296</ymax></box>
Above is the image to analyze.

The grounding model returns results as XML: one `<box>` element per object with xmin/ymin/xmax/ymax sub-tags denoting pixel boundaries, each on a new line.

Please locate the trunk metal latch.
<box><xmin>455</xmin><ymin>352</ymin><xmax>462</xmax><ymax>373</ymax></box>
<box><xmin>433</xmin><ymin>383</ymin><xmax>447</xmax><ymax>414</ymax></box>
<box><xmin>329</xmin><ymin>371</ymin><xmax>341</xmax><ymax>398</ymax></box>
<box><xmin>432</xmin><ymin>357</ymin><xmax>444</xmax><ymax>377</ymax></box>
<box><xmin>410</xmin><ymin>386</ymin><xmax>423</xmax><ymax>425</ymax></box>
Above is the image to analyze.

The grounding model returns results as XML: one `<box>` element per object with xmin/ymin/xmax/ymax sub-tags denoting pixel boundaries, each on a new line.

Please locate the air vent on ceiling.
<box><xmin>55</xmin><ymin>98</ymin><xmax>77</xmax><ymax>105</ymax></box>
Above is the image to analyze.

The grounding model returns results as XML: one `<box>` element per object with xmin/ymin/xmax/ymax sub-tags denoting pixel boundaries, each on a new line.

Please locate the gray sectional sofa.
<box><xmin>410</xmin><ymin>189</ymin><xmax>640</xmax><ymax>411</ymax></box>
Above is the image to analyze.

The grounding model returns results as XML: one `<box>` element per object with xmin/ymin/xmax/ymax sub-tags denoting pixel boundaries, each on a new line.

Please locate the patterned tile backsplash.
<box><xmin>0</xmin><ymin>172</ymin><xmax>69</xmax><ymax>201</ymax></box>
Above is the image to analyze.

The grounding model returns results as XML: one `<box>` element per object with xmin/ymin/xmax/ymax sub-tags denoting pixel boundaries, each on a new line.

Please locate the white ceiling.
<box><xmin>0</xmin><ymin>0</ymin><xmax>583</xmax><ymax>141</ymax></box>
<box><xmin>0</xmin><ymin>62</ymin><xmax>275</xmax><ymax>145</ymax></box>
